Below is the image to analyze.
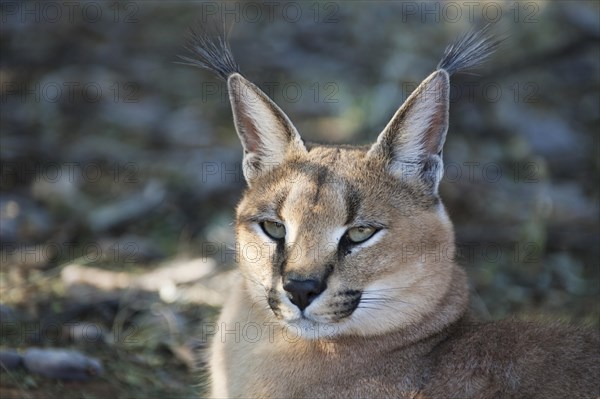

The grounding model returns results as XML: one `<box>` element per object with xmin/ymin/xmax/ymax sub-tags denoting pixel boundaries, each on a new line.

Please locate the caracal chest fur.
<box><xmin>184</xmin><ymin>29</ymin><xmax>600</xmax><ymax>398</ymax></box>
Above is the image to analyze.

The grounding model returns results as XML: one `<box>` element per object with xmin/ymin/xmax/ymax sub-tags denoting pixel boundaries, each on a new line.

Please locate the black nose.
<box><xmin>283</xmin><ymin>277</ymin><xmax>326</xmax><ymax>311</ymax></box>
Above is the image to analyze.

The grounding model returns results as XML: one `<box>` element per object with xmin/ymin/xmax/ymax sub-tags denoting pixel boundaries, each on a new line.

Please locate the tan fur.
<box><xmin>204</xmin><ymin>58</ymin><xmax>599</xmax><ymax>398</ymax></box>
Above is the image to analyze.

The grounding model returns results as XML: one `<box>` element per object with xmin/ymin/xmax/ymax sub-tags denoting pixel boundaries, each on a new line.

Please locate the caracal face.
<box><xmin>235</xmin><ymin>143</ymin><xmax>456</xmax><ymax>339</ymax></box>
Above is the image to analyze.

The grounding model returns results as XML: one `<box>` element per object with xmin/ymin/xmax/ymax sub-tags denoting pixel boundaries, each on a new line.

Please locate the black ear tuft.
<box><xmin>437</xmin><ymin>25</ymin><xmax>504</xmax><ymax>75</ymax></box>
<box><xmin>179</xmin><ymin>25</ymin><xmax>240</xmax><ymax>80</ymax></box>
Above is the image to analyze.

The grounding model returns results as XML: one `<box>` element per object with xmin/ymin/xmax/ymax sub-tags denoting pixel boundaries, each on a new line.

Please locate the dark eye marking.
<box><xmin>312</xmin><ymin>166</ymin><xmax>329</xmax><ymax>205</ymax></box>
<box><xmin>344</xmin><ymin>185</ymin><xmax>361</xmax><ymax>226</ymax></box>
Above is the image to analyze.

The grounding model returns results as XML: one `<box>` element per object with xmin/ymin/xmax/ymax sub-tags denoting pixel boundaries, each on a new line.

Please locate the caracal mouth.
<box><xmin>282</xmin><ymin>317</ymin><xmax>342</xmax><ymax>340</ymax></box>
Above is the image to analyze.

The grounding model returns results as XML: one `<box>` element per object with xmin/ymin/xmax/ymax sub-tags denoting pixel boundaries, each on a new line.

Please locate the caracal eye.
<box><xmin>261</xmin><ymin>221</ymin><xmax>286</xmax><ymax>240</ymax></box>
<box><xmin>347</xmin><ymin>226</ymin><xmax>376</xmax><ymax>243</ymax></box>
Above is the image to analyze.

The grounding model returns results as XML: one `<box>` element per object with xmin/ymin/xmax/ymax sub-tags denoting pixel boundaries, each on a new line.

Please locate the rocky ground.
<box><xmin>1</xmin><ymin>1</ymin><xmax>598</xmax><ymax>398</ymax></box>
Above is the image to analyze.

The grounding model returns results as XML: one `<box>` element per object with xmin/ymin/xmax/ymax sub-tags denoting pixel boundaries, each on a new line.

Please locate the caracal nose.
<box><xmin>283</xmin><ymin>277</ymin><xmax>326</xmax><ymax>311</ymax></box>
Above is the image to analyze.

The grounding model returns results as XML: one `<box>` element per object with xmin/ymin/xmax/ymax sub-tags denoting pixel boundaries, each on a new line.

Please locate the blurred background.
<box><xmin>1</xmin><ymin>0</ymin><xmax>598</xmax><ymax>397</ymax></box>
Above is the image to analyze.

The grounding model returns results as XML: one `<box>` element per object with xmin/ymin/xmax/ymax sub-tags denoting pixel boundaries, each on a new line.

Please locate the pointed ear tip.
<box><xmin>431</xmin><ymin>69</ymin><xmax>450</xmax><ymax>83</ymax></box>
<box><xmin>422</xmin><ymin>70</ymin><xmax>450</xmax><ymax>95</ymax></box>
<box><xmin>226</xmin><ymin>72</ymin><xmax>245</xmax><ymax>88</ymax></box>
<box><xmin>227</xmin><ymin>72</ymin><xmax>243</xmax><ymax>80</ymax></box>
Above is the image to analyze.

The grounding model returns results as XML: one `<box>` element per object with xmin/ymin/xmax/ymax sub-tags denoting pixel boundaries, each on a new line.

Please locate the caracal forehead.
<box><xmin>294</xmin><ymin>145</ymin><xmax>370</xmax><ymax>179</ymax></box>
<box><xmin>281</xmin><ymin>146</ymin><xmax>365</xmax><ymax>226</ymax></box>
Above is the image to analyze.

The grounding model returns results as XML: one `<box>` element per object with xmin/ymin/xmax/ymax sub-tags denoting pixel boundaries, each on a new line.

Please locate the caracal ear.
<box><xmin>227</xmin><ymin>73</ymin><xmax>306</xmax><ymax>184</ymax></box>
<box><xmin>367</xmin><ymin>70</ymin><xmax>450</xmax><ymax>195</ymax></box>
